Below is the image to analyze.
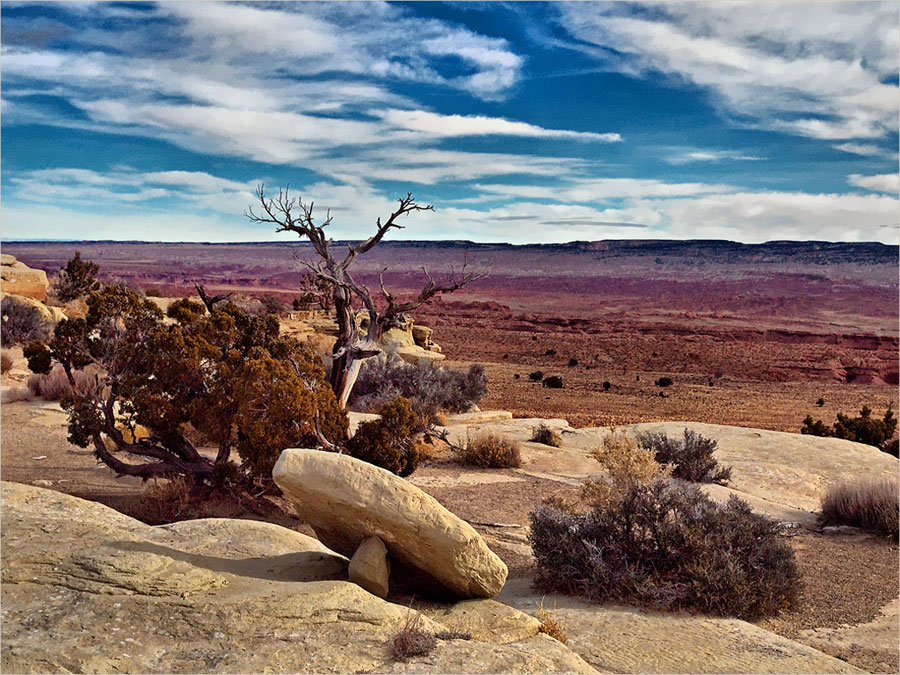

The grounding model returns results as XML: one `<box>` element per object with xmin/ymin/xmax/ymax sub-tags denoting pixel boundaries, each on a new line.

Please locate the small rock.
<box><xmin>820</xmin><ymin>525</ymin><xmax>866</xmax><ymax>536</ymax></box>
<box><xmin>348</xmin><ymin>535</ymin><xmax>390</xmax><ymax>598</ymax></box>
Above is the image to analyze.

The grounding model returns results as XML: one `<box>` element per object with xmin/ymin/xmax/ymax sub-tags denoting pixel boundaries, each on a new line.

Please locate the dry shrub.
<box><xmin>531</xmin><ymin>423</ymin><xmax>562</xmax><ymax>447</ymax></box>
<box><xmin>26</xmin><ymin>364</ymin><xmax>98</xmax><ymax>401</ymax></box>
<box><xmin>820</xmin><ymin>478</ymin><xmax>899</xmax><ymax>539</ymax></box>
<box><xmin>537</xmin><ymin>600</ymin><xmax>568</xmax><ymax>644</ymax></box>
<box><xmin>1</xmin><ymin>296</ymin><xmax>48</xmax><ymax>346</ymax></box>
<box><xmin>390</xmin><ymin>612</ymin><xmax>437</xmax><ymax>661</ymax></box>
<box><xmin>138</xmin><ymin>477</ymin><xmax>192</xmax><ymax>524</ymax></box>
<box><xmin>460</xmin><ymin>431</ymin><xmax>521</xmax><ymax>468</ymax></box>
<box><xmin>582</xmin><ymin>430</ymin><xmax>669</xmax><ymax>505</ymax></box>
<box><xmin>3</xmin><ymin>386</ymin><xmax>35</xmax><ymax>403</ymax></box>
<box><xmin>1</xmin><ymin>350</ymin><xmax>13</xmax><ymax>374</ymax></box>
<box><xmin>434</xmin><ymin>630</ymin><xmax>472</xmax><ymax>641</ymax></box>
<box><xmin>637</xmin><ymin>428</ymin><xmax>732</xmax><ymax>484</ymax></box>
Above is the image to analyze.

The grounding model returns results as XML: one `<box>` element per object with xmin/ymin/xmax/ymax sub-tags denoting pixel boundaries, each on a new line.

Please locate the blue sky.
<box><xmin>2</xmin><ymin>1</ymin><xmax>898</xmax><ymax>244</ymax></box>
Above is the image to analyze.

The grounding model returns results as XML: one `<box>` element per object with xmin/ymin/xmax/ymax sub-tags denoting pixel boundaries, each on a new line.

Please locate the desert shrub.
<box><xmin>23</xmin><ymin>340</ymin><xmax>52</xmax><ymax>374</ymax></box>
<box><xmin>802</xmin><ymin>405</ymin><xmax>897</xmax><ymax>454</ymax></box>
<box><xmin>259</xmin><ymin>294</ymin><xmax>287</xmax><ymax>316</ymax></box>
<box><xmin>3</xmin><ymin>386</ymin><xmax>35</xmax><ymax>403</ymax></box>
<box><xmin>25</xmin><ymin>285</ymin><xmax>347</xmax><ymax>488</ymax></box>
<box><xmin>530</xmin><ymin>481</ymin><xmax>800</xmax><ymax>620</ymax></box>
<box><xmin>637</xmin><ymin>428</ymin><xmax>732</xmax><ymax>484</ymax></box>
<box><xmin>459</xmin><ymin>431</ymin><xmax>521</xmax><ymax>468</ymax></box>
<box><xmin>542</xmin><ymin>375</ymin><xmax>563</xmax><ymax>389</ymax></box>
<box><xmin>537</xmin><ymin>601</ymin><xmax>567</xmax><ymax>644</ymax></box>
<box><xmin>820</xmin><ymin>478</ymin><xmax>899</xmax><ymax>539</ymax></box>
<box><xmin>167</xmin><ymin>298</ymin><xmax>206</xmax><ymax>322</ymax></box>
<box><xmin>545</xmin><ymin>349</ymin><xmax>557</xmax><ymax>356</ymax></box>
<box><xmin>531</xmin><ymin>423</ymin><xmax>562</xmax><ymax>447</ymax></box>
<box><xmin>1</xmin><ymin>350</ymin><xmax>13</xmax><ymax>374</ymax></box>
<box><xmin>568</xmin><ymin>357</ymin><xmax>578</xmax><ymax>367</ymax></box>
<box><xmin>816</xmin><ymin>397</ymin><xmax>825</xmax><ymax>407</ymax></box>
<box><xmin>52</xmin><ymin>251</ymin><xmax>100</xmax><ymax>302</ymax></box>
<box><xmin>602</xmin><ymin>380</ymin><xmax>611</xmax><ymax>391</ymax></box>
<box><xmin>528</xmin><ymin>370</ymin><xmax>544</xmax><ymax>382</ymax></box>
<box><xmin>655</xmin><ymin>376</ymin><xmax>673</xmax><ymax>387</ymax></box>
<box><xmin>390</xmin><ymin>612</ymin><xmax>437</xmax><ymax>661</ymax></box>
<box><xmin>140</xmin><ymin>477</ymin><xmax>193</xmax><ymax>524</ymax></box>
<box><xmin>1</xmin><ymin>296</ymin><xmax>49</xmax><ymax>346</ymax></box>
<box><xmin>346</xmin><ymin>396</ymin><xmax>421</xmax><ymax>476</ymax></box>
<box><xmin>883</xmin><ymin>439</ymin><xmax>899</xmax><ymax>458</ymax></box>
<box><xmin>26</xmin><ymin>364</ymin><xmax>99</xmax><ymax>401</ymax></box>
<box><xmin>351</xmin><ymin>353</ymin><xmax>487</xmax><ymax>423</ymax></box>
<box><xmin>581</xmin><ymin>431</ymin><xmax>669</xmax><ymax>504</ymax></box>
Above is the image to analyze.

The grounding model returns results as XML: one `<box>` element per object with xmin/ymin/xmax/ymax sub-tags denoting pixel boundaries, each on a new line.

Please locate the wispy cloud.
<box><xmin>556</xmin><ymin>2</ymin><xmax>898</xmax><ymax>141</ymax></box>
<box><xmin>665</xmin><ymin>149</ymin><xmax>764</xmax><ymax>165</ymax></box>
<box><xmin>848</xmin><ymin>173</ymin><xmax>900</xmax><ymax>193</ymax></box>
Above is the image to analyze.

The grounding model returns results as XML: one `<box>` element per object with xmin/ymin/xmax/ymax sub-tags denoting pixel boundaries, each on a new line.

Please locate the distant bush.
<box><xmin>531</xmin><ymin>423</ymin><xmax>562</xmax><ymax>447</ymax></box>
<box><xmin>346</xmin><ymin>397</ymin><xmax>421</xmax><ymax>476</ymax></box>
<box><xmin>460</xmin><ymin>431</ymin><xmax>521</xmax><ymax>468</ymax></box>
<box><xmin>531</xmin><ymin>481</ymin><xmax>799</xmax><ymax>620</ymax></box>
<box><xmin>637</xmin><ymin>428</ymin><xmax>731</xmax><ymax>484</ymax></box>
<box><xmin>167</xmin><ymin>298</ymin><xmax>206</xmax><ymax>322</ymax></box>
<box><xmin>816</xmin><ymin>397</ymin><xmax>825</xmax><ymax>407</ymax></box>
<box><xmin>542</xmin><ymin>375</ymin><xmax>563</xmax><ymax>389</ymax></box>
<box><xmin>351</xmin><ymin>353</ymin><xmax>487</xmax><ymax>423</ymax></box>
<box><xmin>52</xmin><ymin>251</ymin><xmax>100</xmax><ymax>303</ymax></box>
<box><xmin>260</xmin><ymin>294</ymin><xmax>287</xmax><ymax>316</ymax></box>
<box><xmin>545</xmin><ymin>349</ymin><xmax>557</xmax><ymax>356</ymax></box>
<box><xmin>1</xmin><ymin>296</ymin><xmax>48</xmax><ymax>346</ymax></box>
<box><xmin>528</xmin><ymin>370</ymin><xmax>544</xmax><ymax>382</ymax></box>
<box><xmin>655</xmin><ymin>377</ymin><xmax>673</xmax><ymax>387</ymax></box>
<box><xmin>27</xmin><ymin>364</ymin><xmax>99</xmax><ymax>401</ymax></box>
<box><xmin>820</xmin><ymin>478</ymin><xmax>898</xmax><ymax>539</ymax></box>
<box><xmin>801</xmin><ymin>405</ymin><xmax>897</xmax><ymax>454</ymax></box>
<box><xmin>602</xmin><ymin>380</ymin><xmax>611</xmax><ymax>391</ymax></box>
<box><xmin>1</xmin><ymin>350</ymin><xmax>13</xmax><ymax>374</ymax></box>
<box><xmin>568</xmin><ymin>357</ymin><xmax>578</xmax><ymax>367</ymax></box>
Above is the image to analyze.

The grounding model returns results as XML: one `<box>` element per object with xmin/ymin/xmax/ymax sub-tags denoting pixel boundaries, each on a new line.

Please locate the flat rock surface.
<box><xmin>1</xmin><ymin>481</ymin><xmax>596</xmax><ymax>674</ymax></box>
<box><xmin>498</xmin><ymin>578</ymin><xmax>864</xmax><ymax>674</ymax></box>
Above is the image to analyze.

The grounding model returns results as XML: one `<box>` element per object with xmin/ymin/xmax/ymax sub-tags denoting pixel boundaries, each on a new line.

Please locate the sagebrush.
<box><xmin>820</xmin><ymin>478</ymin><xmax>898</xmax><ymax>539</ymax></box>
<box><xmin>531</xmin><ymin>423</ymin><xmax>562</xmax><ymax>447</ymax></box>
<box><xmin>459</xmin><ymin>431</ymin><xmax>521</xmax><ymax>468</ymax></box>
<box><xmin>637</xmin><ymin>428</ymin><xmax>731</xmax><ymax>484</ymax></box>
<box><xmin>27</xmin><ymin>364</ymin><xmax>99</xmax><ymax>401</ymax></box>
<box><xmin>352</xmin><ymin>352</ymin><xmax>487</xmax><ymax>423</ymax></box>
<box><xmin>1</xmin><ymin>296</ymin><xmax>48</xmax><ymax>346</ymax></box>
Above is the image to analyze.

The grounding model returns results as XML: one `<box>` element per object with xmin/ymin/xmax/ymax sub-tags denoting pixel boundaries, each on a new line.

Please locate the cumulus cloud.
<box><xmin>848</xmin><ymin>173</ymin><xmax>900</xmax><ymax>193</ymax></box>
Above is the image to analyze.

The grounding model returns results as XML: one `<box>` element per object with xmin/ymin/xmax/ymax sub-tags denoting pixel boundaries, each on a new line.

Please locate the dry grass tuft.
<box><xmin>137</xmin><ymin>477</ymin><xmax>193</xmax><ymax>525</ymax></box>
<box><xmin>390</xmin><ymin>612</ymin><xmax>437</xmax><ymax>661</ymax></box>
<box><xmin>821</xmin><ymin>478</ymin><xmax>899</xmax><ymax>539</ymax></box>
<box><xmin>26</xmin><ymin>364</ymin><xmax>98</xmax><ymax>401</ymax></box>
<box><xmin>3</xmin><ymin>386</ymin><xmax>35</xmax><ymax>403</ymax></box>
<box><xmin>537</xmin><ymin>600</ymin><xmax>568</xmax><ymax>644</ymax></box>
<box><xmin>531</xmin><ymin>423</ymin><xmax>562</xmax><ymax>447</ymax></box>
<box><xmin>582</xmin><ymin>430</ymin><xmax>670</xmax><ymax>505</ymax></box>
<box><xmin>459</xmin><ymin>431</ymin><xmax>522</xmax><ymax>468</ymax></box>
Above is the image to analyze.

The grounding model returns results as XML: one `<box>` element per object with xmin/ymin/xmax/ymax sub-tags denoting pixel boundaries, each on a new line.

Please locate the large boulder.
<box><xmin>1</xmin><ymin>482</ymin><xmax>594</xmax><ymax>674</ymax></box>
<box><xmin>1</xmin><ymin>255</ymin><xmax>49</xmax><ymax>301</ymax></box>
<box><xmin>379</xmin><ymin>326</ymin><xmax>446</xmax><ymax>365</ymax></box>
<box><xmin>273</xmin><ymin>448</ymin><xmax>508</xmax><ymax>598</ymax></box>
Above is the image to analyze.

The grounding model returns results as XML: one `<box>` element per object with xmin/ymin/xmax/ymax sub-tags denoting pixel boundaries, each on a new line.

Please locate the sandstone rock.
<box><xmin>425</xmin><ymin>599</ymin><xmax>542</xmax><ymax>644</ymax></box>
<box><xmin>380</xmin><ymin>326</ymin><xmax>446</xmax><ymax>365</ymax></box>
<box><xmin>273</xmin><ymin>449</ymin><xmax>508</xmax><ymax>598</ymax></box>
<box><xmin>349</xmin><ymin>534</ymin><xmax>390</xmax><ymax>598</ymax></box>
<box><xmin>0</xmin><ymin>256</ymin><xmax>49</xmax><ymax>301</ymax></box>
<box><xmin>1</xmin><ymin>482</ymin><xmax>594</xmax><ymax>674</ymax></box>
<box><xmin>102</xmin><ymin>421</ymin><xmax>152</xmax><ymax>452</ymax></box>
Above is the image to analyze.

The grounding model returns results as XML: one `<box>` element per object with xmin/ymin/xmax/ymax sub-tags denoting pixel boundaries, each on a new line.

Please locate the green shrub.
<box><xmin>801</xmin><ymin>405</ymin><xmax>897</xmax><ymax>454</ymax></box>
<box><xmin>1</xmin><ymin>296</ymin><xmax>49</xmax><ymax>346</ymax></box>
<box><xmin>52</xmin><ymin>251</ymin><xmax>100</xmax><ymax>302</ymax></box>
<box><xmin>655</xmin><ymin>376</ymin><xmax>673</xmax><ymax>387</ymax></box>
<box><xmin>637</xmin><ymin>428</ymin><xmax>731</xmax><ymax>484</ymax></box>
<box><xmin>167</xmin><ymin>298</ymin><xmax>206</xmax><ymax>322</ymax></box>
<box><xmin>459</xmin><ymin>431</ymin><xmax>521</xmax><ymax>468</ymax></box>
<box><xmin>820</xmin><ymin>478</ymin><xmax>898</xmax><ymax>539</ymax></box>
<box><xmin>531</xmin><ymin>423</ymin><xmax>562</xmax><ymax>447</ymax></box>
<box><xmin>542</xmin><ymin>375</ymin><xmax>563</xmax><ymax>388</ymax></box>
<box><xmin>528</xmin><ymin>370</ymin><xmax>544</xmax><ymax>382</ymax></box>
<box><xmin>346</xmin><ymin>396</ymin><xmax>421</xmax><ymax>476</ymax></box>
<box><xmin>530</xmin><ymin>480</ymin><xmax>800</xmax><ymax>620</ymax></box>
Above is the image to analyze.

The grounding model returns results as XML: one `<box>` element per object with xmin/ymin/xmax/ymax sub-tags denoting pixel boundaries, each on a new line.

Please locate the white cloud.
<box><xmin>379</xmin><ymin>109</ymin><xmax>621</xmax><ymax>142</ymax></box>
<box><xmin>665</xmin><ymin>149</ymin><xmax>764</xmax><ymax>164</ymax></box>
<box><xmin>474</xmin><ymin>178</ymin><xmax>735</xmax><ymax>201</ymax></box>
<box><xmin>557</xmin><ymin>2</ymin><xmax>899</xmax><ymax>140</ymax></box>
<box><xmin>833</xmin><ymin>143</ymin><xmax>887</xmax><ymax>157</ymax></box>
<box><xmin>848</xmin><ymin>173</ymin><xmax>900</xmax><ymax>193</ymax></box>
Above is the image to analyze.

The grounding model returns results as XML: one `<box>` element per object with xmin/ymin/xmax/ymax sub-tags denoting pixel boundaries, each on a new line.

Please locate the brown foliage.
<box><xmin>346</xmin><ymin>396</ymin><xmax>421</xmax><ymax>476</ymax></box>
<box><xmin>537</xmin><ymin>601</ymin><xmax>568</xmax><ymax>644</ymax></box>
<box><xmin>820</xmin><ymin>478</ymin><xmax>899</xmax><ymax>539</ymax></box>
<box><xmin>390</xmin><ymin>612</ymin><xmax>437</xmax><ymax>661</ymax></box>
<box><xmin>459</xmin><ymin>431</ymin><xmax>521</xmax><ymax>468</ymax></box>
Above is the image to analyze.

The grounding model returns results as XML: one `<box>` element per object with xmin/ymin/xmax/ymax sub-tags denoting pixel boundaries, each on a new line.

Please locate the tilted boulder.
<box><xmin>1</xmin><ymin>256</ymin><xmax>49</xmax><ymax>302</ymax></box>
<box><xmin>273</xmin><ymin>449</ymin><xmax>508</xmax><ymax>598</ymax></box>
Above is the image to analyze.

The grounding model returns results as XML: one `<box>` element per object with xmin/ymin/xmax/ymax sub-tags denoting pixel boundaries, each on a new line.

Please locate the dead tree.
<box><xmin>194</xmin><ymin>283</ymin><xmax>231</xmax><ymax>313</ymax></box>
<box><xmin>246</xmin><ymin>185</ymin><xmax>486</xmax><ymax>408</ymax></box>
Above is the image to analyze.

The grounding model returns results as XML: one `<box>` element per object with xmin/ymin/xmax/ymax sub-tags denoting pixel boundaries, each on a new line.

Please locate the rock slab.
<box><xmin>273</xmin><ymin>448</ymin><xmax>508</xmax><ymax>598</ymax></box>
<box><xmin>1</xmin><ymin>256</ymin><xmax>49</xmax><ymax>301</ymax></box>
<box><xmin>349</xmin><ymin>534</ymin><xmax>391</xmax><ymax>598</ymax></box>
